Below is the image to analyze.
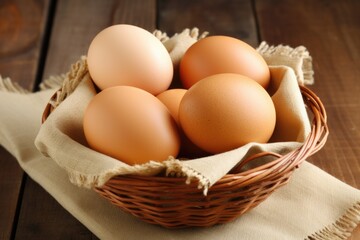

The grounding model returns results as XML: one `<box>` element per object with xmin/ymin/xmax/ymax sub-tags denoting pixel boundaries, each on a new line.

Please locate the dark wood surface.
<box><xmin>0</xmin><ymin>0</ymin><xmax>359</xmax><ymax>239</ymax></box>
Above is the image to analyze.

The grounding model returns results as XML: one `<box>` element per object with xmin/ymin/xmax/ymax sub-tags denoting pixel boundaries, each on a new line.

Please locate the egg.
<box><xmin>87</xmin><ymin>24</ymin><xmax>173</xmax><ymax>95</ymax></box>
<box><xmin>83</xmin><ymin>86</ymin><xmax>180</xmax><ymax>165</ymax></box>
<box><xmin>178</xmin><ymin>73</ymin><xmax>276</xmax><ymax>154</ymax></box>
<box><xmin>156</xmin><ymin>89</ymin><xmax>186</xmax><ymax>125</ymax></box>
<box><xmin>156</xmin><ymin>89</ymin><xmax>209</xmax><ymax>158</ymax></box>
<box><xmin>179</xmin><ymin>36</ymin><xmax>270</xmax><ymax>89</ymax></box>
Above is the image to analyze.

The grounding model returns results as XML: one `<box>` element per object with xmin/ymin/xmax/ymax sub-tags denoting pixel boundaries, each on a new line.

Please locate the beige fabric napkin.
<box><xmin>34</xmin><ymin>30</ymin><xmax>311</xmax><ymax>194</ymax></box>
<box><xmin>34</xmin><ymin>61</ymin><xmax>310</xmax><ymax>193</ymax></box>
<box><xmin>0</xmin><ymin>79</ymin><xmax>359</xmax><ymax>239</ymax></box>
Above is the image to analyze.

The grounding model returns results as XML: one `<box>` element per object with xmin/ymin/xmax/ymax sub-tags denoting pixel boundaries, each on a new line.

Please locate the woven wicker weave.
<box><xmin>42</xmin><ymin>83</ymin><xmax>328</xmax><ymax>228</ymax></box>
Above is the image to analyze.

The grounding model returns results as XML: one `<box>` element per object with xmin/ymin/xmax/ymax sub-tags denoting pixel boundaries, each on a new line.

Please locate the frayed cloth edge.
<box><xmin>164</xmin><ymin>158</ymin><xmax>211</xmax><ymax>195</ymax></box>
<box><xmin>0</xmin><ymin>75</ymin><xmax>30</xmax><ymax>94</ymax></box>
<box><xmin>153</xmin><ymin>27</ymin><xmax>209</xmax><ymax>43</ymax></box>
<box><xmin>306</xmin><ymin>201</ymin><xmax>360</xmax><ymax>240</ymax></box>
<box><xmin>256</xmin><ymin>41</ymin><xmax>314</xmax><ymax>85</ymax></box>
<box><xmin>62</xmin><ymin>156</ymin><xmax>211</xmax><ymax>196</ymax></box>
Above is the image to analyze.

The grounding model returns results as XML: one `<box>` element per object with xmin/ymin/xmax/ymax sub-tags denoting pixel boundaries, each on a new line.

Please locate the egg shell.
<box><xmin>156</xmin><ymin>89</ymin><xmax>209</xmax><ymax>158</ymax></box>
<box><xmin>179</xmin><ymin>36</ymin><xmax>270</xmax><ymax>89</ymax></box>
<box><xmin>87</xmin><ymin>24</ymin><xmax>173</xmax><ymax>95</ymax></box>
<box><xmin>156</xmin><ymin>88</ymin><xmax>186</xmax><ymax>125</ymax></box>
<box><xmin>83</xmin><ymin>86</ymin><xmax>180</xmax><ymax>165</ymax></box>
<box><xmin>179</xmin><ymin>73</ymin><xmax>276</xmax><ymax>154</ymax></box>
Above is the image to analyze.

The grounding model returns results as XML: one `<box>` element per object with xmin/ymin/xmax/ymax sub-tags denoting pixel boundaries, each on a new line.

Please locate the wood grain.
<box><xmin>0</xmin><ymin>148</ymin><xmax>23</xmax><ymax>240</ymax></box>
<box><xmin>0</xmin><ymin>0</ymin><xmax>50</xmax><ymax>239</ymax></box>
<box><xmin>256</xmin><ymin>0</ymin><xmax>360</xmax><ymax>238</ymax></box>
<box><xmin>14</xmin><ymin>178</ymin><xmax>97</xmax><ymax>240</ymax></box>
<box><xmin>158</xmin><ymin>0</ymin><xmax>258</xmax><ymax>47</ymax></box>
<box><xmin>0</xmin><ymin>0</ymin><xmax>50</xmax><ymax>90</ymax></box>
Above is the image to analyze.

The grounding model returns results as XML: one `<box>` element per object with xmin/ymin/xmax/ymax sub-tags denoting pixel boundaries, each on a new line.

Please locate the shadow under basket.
<box><xmin>42</xmin><ymin>85</ymin><xmax>328</xmax><ymax>229</ymax></box>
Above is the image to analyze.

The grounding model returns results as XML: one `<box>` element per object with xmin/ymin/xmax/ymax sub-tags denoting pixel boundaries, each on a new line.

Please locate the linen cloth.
<box><xmin>34</xmin><ymin>30</ymin><xmax>311</xmax><ymax>194</ymax></box>
<box><xmin>0</xmin><ymin>86</ymin><xmax>359</xmax><ymax>239</ymax></box>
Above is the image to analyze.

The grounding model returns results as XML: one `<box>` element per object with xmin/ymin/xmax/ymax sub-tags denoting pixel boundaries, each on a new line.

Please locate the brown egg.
<box><xmin>156</xmin><ymin>89</ymin><xmax>209</xmax><ymax>158</ymax></box>
<box><xmin>83</xmin><ymin>86</ymin><xmax>180</xmax><ymax>165</ymax></box>
<box><xmin>87</xmin><ymin>24</ymin><xmax>173</xmax><ymax>95</ymax></box>
<box><xmin>179</xmin><ymin>36</ymin><xmax>270</xmax><ymax>89</ymax></box>
<box><xmin>156</xmin><ymin>89</ymin><xmax>186</xmax><ymax>125</ymax></box>
<box><xmin>178</xmin><ymin>73</ymin><xmax>276</xmax><ymax>154</ymax></box>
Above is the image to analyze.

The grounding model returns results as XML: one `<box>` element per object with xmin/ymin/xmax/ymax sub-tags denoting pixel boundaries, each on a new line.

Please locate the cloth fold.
<box><xmin>0</xmin><ymin>81</ymin><xmax>359</xmax><ymax>239</ymax></box>
<box><xmin>34</xmin><ymin>32</ymin><xmax>312</xmax><ymax>194</ymax></box>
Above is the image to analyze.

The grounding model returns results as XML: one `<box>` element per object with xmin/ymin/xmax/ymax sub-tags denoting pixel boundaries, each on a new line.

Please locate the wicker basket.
<box><xmin>42</xmin><ymin>83</ymin><xmax>328</xmax><ymax>229</ymax></box>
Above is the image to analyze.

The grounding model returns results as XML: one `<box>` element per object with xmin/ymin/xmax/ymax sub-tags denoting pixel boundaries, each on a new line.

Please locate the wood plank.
<box><xmin>42</xmin><ymin>0</ymin><xmax>156</xmax><ymax>80</ymax></box>
<box><xmin>255</xmin><ymin>0</ymin><xmax>360</xmax><ymax>238</ymax></box>
<box><xmin>255</xmin><ymin>0</ymin><xmax>360</xmax><ymax>189</ymax></box>
<box><xmin>0</xmin><ymin>148</ymin><xmax>23</xmax><ymax>240</ymax></box>
<box><xmin>14</xmin><ymin>178</ymin><xmax>97</xmax><ymax>240</ymax></box>
<box><xmin>0</xmin><ymin>1</ymin><xmax>51</xmax><ymax>239</ymax></box>
<box><xmin>0</xmin><ymin>0</ymin><xmax>51</xmax><ymax>90</ymax></box>
<box><xmin>14</xmin><ymin>0</ymin><xmax>156</xmax><ymax>238</ymax></box>
<box><xmin>158</xmin><ymin>0</ymin><xmax>258</xmax><ymax>47</ymax></box>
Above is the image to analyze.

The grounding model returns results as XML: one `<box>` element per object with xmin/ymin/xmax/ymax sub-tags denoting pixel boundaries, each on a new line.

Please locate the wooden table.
<box><xmin>0</xmin><ymin>0</ymin><xmax>359</xmax><ymax>239</ymax></box>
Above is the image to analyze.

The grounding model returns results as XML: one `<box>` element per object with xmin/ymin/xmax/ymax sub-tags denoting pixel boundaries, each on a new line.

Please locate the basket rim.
<box><xmin>41</xmin><ymin>82</ymin><xmax>328</xmax><ymax>189</ymax></box>
<box><xmin>41</xmin><ymin>69</ymin><xmax>329</xmax><ymax>228</ymax></box>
